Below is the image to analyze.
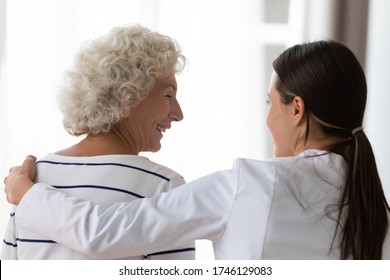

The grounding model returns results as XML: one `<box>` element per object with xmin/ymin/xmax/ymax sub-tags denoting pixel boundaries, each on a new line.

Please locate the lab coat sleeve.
<box><xmin>15</xmin><ymin>169</ymin><xmax>237</xmax><ymax>259</ymax></box>
<box><xmin>147</xmin><ymin>174</ymin><xmax>196</xmax><ymax>260</ymax></box>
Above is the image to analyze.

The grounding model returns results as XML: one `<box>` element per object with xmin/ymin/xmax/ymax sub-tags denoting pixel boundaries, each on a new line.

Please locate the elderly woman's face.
<box><xmin>123</xmin><ymin>73</ymin><xmax>183</xmax><ymax>153</ymax></box>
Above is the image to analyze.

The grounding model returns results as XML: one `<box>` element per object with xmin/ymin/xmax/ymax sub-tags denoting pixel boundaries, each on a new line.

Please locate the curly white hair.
<box><xmin>58</xmin><ymin>25</ymin><xmax>186</xmax><ymax>136</ymax></box>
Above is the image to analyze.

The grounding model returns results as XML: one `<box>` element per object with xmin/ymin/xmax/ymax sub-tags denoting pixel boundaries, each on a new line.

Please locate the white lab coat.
<box><xmin>14</xmin><ymin>149</ymin><xmax>390</xmax><ymax>259</ymax></box>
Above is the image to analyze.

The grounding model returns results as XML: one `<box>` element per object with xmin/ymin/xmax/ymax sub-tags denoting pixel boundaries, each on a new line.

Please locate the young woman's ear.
<box><xmin>291</xmin><ymin>96</ymin><xmax>306</xmax><ymax>125</ymax></box>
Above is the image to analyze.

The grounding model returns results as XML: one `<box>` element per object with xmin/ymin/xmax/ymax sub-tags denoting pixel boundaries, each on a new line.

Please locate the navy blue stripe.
<box><xmin>53</xmin><ymin>185</ymin><xmax>145</xmax><ymax>199</ymax></box>
<box><xmin>3</xmin><ymin>238</ymin><xmax>57</xmax><ymax>248</ymax></box>
<box><xmin>37</xmin><ymin>160</ymin><xmax>170</xmax><ymax>181</ymax></box>
<box><xmin>16</xmin><ymin>238</ymin><xmax>56</xmax><ymax>244</ymax></box>
<box><xmin>10</xmin><ymin>212</ymin><xmax>15</xmax><ymax>217</ymax></box>
<box><xmin>4</xmin><ymin>238</ymin><xmax>195</xmax><ymax>257</ymax></box>
<box><xmin>3</xmin><ymin>239</ymin><xmax>17</xmax><ymax>247</ymax></box>
<box><xmin>145</xmin><ymin>247</ymin><xmax>196</xmax><ymax>258</ymax></box>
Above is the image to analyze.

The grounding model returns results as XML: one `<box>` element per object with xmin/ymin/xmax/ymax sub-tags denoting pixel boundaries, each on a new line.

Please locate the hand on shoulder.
<box><xmin>4</xmin><ymin>155</ymin><xmax>37</xmax><ymax>205</ymax></box>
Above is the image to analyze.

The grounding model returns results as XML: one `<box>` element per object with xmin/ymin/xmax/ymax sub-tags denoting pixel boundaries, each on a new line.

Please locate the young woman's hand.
<box><xmin>4</xmin><ymin>155</ymin><xmax>37</xmax><ymax>205</ymax></box>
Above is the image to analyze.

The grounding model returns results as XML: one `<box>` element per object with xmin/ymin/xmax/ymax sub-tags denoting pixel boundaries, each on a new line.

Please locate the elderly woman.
<box><xmin>1</xmin><ymin>25</ymin><xmax>195</xmax><ymax>259</ymax></box>
<box><xmin>5</xmin><ymin>41</ymin><xmax>390</xmax><ymax>259</ymax></box>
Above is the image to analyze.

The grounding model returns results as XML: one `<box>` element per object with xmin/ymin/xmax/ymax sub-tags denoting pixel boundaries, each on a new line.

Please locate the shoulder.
<box><xmin>37</xmin><ymin>154</ymin><xmax>185</xmax><ymax>184</ymax></box>
<box><xmin>230</xmin><ymin>158</ymin><xmax>277</xmax><ymax>195</ymax></box>
<box><xmin>273</xmin><ymin>150</ymin><xmax>347</xmax><ymax>185</ymax></box>
<box><xmin>232</xmin><ymin>157</ymin><xmax>276</xmax><ymax>177</ymax></box>
<box><xmin>136</xmin><ymin>156</ymin><xmax>185</xmax><ymax>181</ymax></box>
<box><xmin>232</xmin><ymin>150</ymin><xmax>346</xmax><ymax>186</ymax></box>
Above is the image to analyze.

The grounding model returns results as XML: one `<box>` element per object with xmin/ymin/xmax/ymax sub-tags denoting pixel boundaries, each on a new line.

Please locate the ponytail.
<box><xmin>338</xmin><ymin>130</ymin><xmax>390</xmax><ymax>259</ymax></box>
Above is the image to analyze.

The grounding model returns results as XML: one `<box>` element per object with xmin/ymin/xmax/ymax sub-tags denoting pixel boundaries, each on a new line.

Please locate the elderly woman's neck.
<box><xmin>55</xmin><ymin>132</ymin><xmax>139</xmax><ymax>157</ymax></box>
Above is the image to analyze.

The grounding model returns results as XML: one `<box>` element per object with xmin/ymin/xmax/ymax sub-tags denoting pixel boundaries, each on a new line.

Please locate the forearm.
<box><xmin>15</xmin><ymin>183</ymin><xmax>117</xmax><ymax>258</ymax></box>
<box><xmin>17</xmin><ymin>183</ymin><xmax>164</xmax><ymax>259</ymax></box>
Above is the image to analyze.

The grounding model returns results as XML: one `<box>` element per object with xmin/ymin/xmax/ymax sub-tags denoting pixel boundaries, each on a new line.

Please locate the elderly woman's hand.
<box><xmin>4</xmin><ymin>155</ymin><xmax>37</xmax><ymax>205</ymax></box>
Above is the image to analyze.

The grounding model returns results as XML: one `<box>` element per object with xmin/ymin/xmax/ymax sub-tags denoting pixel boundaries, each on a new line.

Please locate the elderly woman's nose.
<box><xmin>171</xmin><ymin>100</ymin><xmax>184</xmax><ymax>121</ymax></box>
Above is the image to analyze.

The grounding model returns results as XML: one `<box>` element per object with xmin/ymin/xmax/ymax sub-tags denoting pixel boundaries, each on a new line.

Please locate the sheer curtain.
<box><xmin>303</xmin><ymin>0</ymin><xmax>369</xmax><ymax>66</ymax></box>
<box><xmin>1</xmin><ymin>0</ymin><xmax>388</xmax><ymax>259</ymax></box>
<box><xmin>365</xmin><ymin>0</ymin><xmax>390</xmax><ymax>201</ymax></box>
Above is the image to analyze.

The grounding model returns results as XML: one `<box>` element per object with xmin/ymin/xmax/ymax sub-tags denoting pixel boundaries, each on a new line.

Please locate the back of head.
<box><xmin>273</xmin><ymin>40</ymin><xmax>366</xmax><ymax>134</ymax></box>
<box><xmin>273</xmin><ymin>40</ymin><xmax>389</xmax><ymax>259</ymax></box>
<box><xmin>59</xmin><ymin>24</ymin><xmax>186</xmax><ymax>136</ymax></box>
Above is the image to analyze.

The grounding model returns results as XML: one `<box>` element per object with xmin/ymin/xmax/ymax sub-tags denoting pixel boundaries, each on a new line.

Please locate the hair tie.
<box><xmin>352</xmin><ymin>127</ymin><xmax>363</xmax><ymax>135</ymax></box>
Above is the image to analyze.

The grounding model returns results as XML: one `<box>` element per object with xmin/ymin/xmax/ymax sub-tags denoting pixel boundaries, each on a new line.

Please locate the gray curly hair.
<box><xmin>58</xmin><ymin>25</ymin><xmax>186</xmax><ymax>136</ymax></box>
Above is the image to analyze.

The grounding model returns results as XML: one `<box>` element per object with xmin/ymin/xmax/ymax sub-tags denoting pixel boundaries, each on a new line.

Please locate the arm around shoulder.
<box><xmin>14</xmin><ymin>169</ymin><xmax>238</xmax><ymax>259</ymax></box>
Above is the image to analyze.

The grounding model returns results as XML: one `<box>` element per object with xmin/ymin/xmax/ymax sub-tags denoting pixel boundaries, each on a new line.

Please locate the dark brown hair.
<box><xmin>272</xmin><ymin>40</ymin><xmax>389</xmax><ymax>259</ymax></box>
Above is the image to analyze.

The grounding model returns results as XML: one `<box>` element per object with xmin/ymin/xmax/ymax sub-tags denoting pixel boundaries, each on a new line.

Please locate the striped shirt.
<box><xmin>1</xmin><ymin>153</ymin><xmax>195</xmax><ymax>259</ymax></box>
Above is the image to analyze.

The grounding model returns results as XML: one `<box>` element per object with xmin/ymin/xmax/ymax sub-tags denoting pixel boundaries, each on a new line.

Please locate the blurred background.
<box><xmin>1</xmin><ymin>0</ymin><xmax>389</xmax><ymax>259</ymax></box>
